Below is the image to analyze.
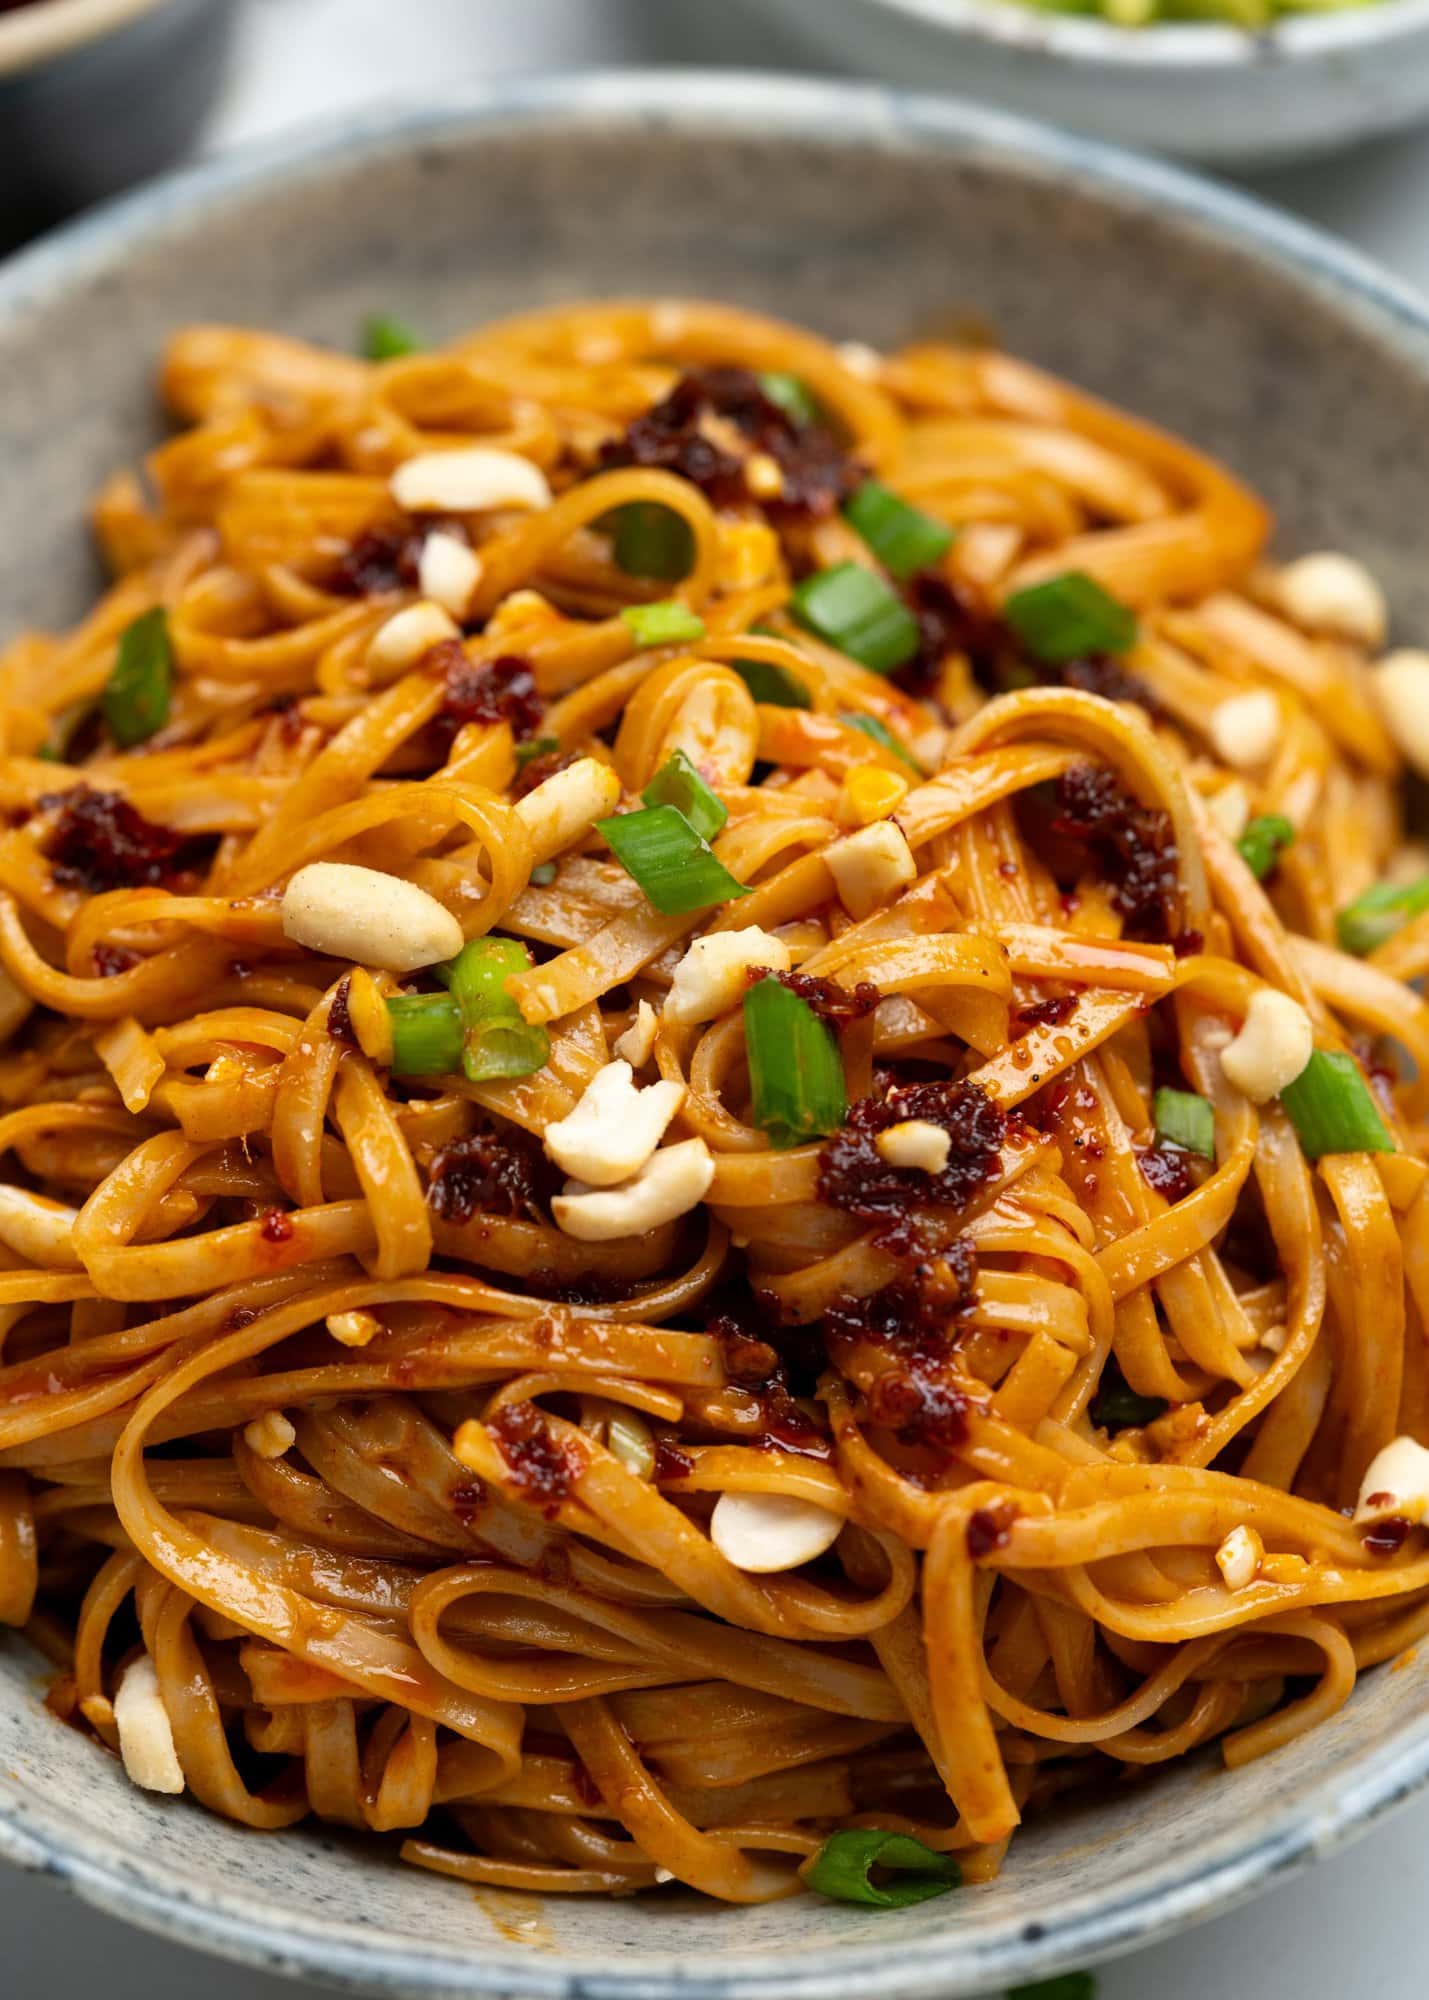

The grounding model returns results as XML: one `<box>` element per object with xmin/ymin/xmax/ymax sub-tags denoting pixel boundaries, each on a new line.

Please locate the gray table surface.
<box><xmin>5</xmin><ymin>1</ymin><xmax>1429</xmax><ymax>1991</ymax></box>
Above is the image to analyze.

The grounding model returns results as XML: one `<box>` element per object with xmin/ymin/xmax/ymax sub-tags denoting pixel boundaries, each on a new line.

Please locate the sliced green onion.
<box><xmin>515</xmin><ymin>735</ymin><xmax>558</xmax><ymax>771</ymax></box>
<box><xmin>642</xmin><ymin>748</ymin><xmax>727</xmax><ymax>841</ymax></box>
<box><xmin>744</xmin><ymin>975</ymin><xmax>847</xmax><ymax>1148</ymax></box>
<box><xmin>758</xmin><ymin>369</ymin><xmax>821</xmax><ymax>427</ymax></box>
<box><xmin>791</xmin><ymin>562</ymin><xmax>920</xmax><ymax>675</ymax></box>
<box><xmin>1008</xmin><ymin>1976</ymin><xmax>1097</xmax><ymax>2000</ymax></box>
<box><xmin>1336</xmin><ymin>875</ymin><xmax>1429</xmax><ymax>957</ymax></box>
<box><xmin>840</xmin><ymin>710</ymin><xmax>925</xmax><ymax>775</ymax></box>
<box><xmin>1003</xmin><ymin>572</ymin><xmax>1136</xmax><ymax>665</ymax></box>
<box><xmin>1152</xmin><ymin>1087</ymin><xmax>1215</xmax><ymax>1161</ymax></box>
<box><xmin>462</xmin><ymin>1018</ymin><xmax>552</xmax><ymax>1084</ymax></box>
<box><xmin>844</xmin><ymin>478</ymin><xmax>954</xmax><ymax>582</ymax></box>
<box><xmin>732</xmin><ymin>657</ymin><xmax>813</xmax><ymax>709</ymax></box>
<box><xmin>438</xmin><ymin>937</ymin><xmax>550</xmax><ymax>1084</ymax></box>
<box><xmin>361</xmin><ymin>314</ymin><xmax>423</xmax><ymax>361</ymax></box>
<box><xmin>103</xmin><ymin>607</ymin><xmax>172</xmax><ymax>748</ymax></box>
<box><xmin>439</xmin><ymin>936</ymin><xmax>531</xmax><ymax>1015</ymax></box>
<box><xmin>1280</xmin><ymin>1049</ymin><xmax>1393</xmax><ymax>1159</ymax></box>
<box><xmin>803</xmin><ymin>1828</ymin><xmax>960</xmax><ymax>1909</ymax></box>
<box><xmin>1237</xmin><ymin>813</ymin><xmax>1295</xmax><ymax>882</ymax></box>
<box><xmin>599</xmin><ymin>804</ymin><xmax>749</xmax><ymax>916</ymax></box>
<box><xmin>1091</xmin><ymin>1362</ymin><xmax>1167</xmax><ymax>1433</ymax></box>
<box><xmin>621</xmin><ymin>600</ymin><xmax>706</xmax><ymax>649</ymax></box>
<box><xmin>529</xmin><ymin>862</ymin><xmax>557</xmax><ymax>886</ymax></box>
<box><xmin>608</xmin><ymin>503</ymin><xmax>694</xmax><ymax>581</ymax></box>
<box><xmin>385</xmin><ymin>993</ymin><xmax>464</xmax><ymax>1076</ymax></box>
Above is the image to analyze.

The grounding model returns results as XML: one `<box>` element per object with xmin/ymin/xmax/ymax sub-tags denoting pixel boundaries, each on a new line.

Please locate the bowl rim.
<box><xmin>0</xmin><ymin>0</ymin><xmax>180</xmax><ymax>82</ymax></box>
<box><xmin>785</xmin><ymin>0</ymin><xmax>1429</xmax><ymax>69</ymax></box>
<box><xmin>4</xmin><ymin>65</ymin><xmax>1429</xmax><ymax>1997</ymax></box>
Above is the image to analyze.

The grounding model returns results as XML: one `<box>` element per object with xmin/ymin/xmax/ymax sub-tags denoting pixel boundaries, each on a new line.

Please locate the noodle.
<box><xmin>1</xmin><ymin>295</ymin><xmax>1426</xmax><ymax>1907</ymax></box>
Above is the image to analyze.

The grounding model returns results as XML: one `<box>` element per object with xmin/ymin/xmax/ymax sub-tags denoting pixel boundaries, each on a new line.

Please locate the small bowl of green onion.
<box><xmin>755</xmin><ymin>0</ymin><xmax>1429</xmax><ymax>163</ymax></box>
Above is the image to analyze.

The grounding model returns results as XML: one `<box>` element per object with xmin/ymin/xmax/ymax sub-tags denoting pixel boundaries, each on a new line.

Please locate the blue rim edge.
<box><xmin>1</xmin><ymin>65</ymin><xmax>1429</xmax><ymax>1998</ymax></box>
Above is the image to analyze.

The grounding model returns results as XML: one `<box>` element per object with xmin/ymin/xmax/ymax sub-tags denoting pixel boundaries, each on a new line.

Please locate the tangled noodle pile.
<box><xmin>0</xmin><ymin>297</ymin><xmax>1427</xmax><ymax>1906</ymax></box>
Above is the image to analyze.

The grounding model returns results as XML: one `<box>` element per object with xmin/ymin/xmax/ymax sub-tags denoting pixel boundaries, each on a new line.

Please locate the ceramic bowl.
<box><xmin>752</xmin><ymin>0</ymin><xmax>1429</xmax><ymax>164</ymax></box>
<box><xmin>4</xmin><ymin>70</ymin><xmax>1429</xmax><ymax>1999</ymax></box>
<box><xmin>0</xmin><ymin>0</ymin><xmax>239</xmax><ymax>246</ymax></box>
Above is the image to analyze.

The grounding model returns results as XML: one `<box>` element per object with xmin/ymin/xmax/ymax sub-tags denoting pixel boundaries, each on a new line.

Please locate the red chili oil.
<box><xmin>428</xmin><ymin>645</ymin><xmax>543</xmax><ymax>746</ymax></box>
<box><xmin>427</xmin><ymin>1123</ymin><xmax>558</xmax><ymax>1225</ymax></box>
<box><xmin>819</xmin><ymin>1080</ymin><xmax>1005</xmax><ymax>1225</ymax></box>
<box><xmin>491</xmin><ymin>1400</ymin><xmax>576</xmax><ymax>1517</ymax></box>
<box><xmin>966</xmin><ymin>1502</ymin><xmax>1017</xmax><ymax>1561</ymax></box>
<box><xmin>42</xmin><ymin>785</ymin><xmax>190</xmax><ymax>894</ymax></box>
<box><xmin>600</xmin><ymin>367</ymin><xmax>859</xmax><ymax>518</ymax></box>
<box><xmin>752</xmin><ymin>967</ymin><xmax>882</xmax><ymax>1026</ymax></box>
<box><xmin>1050</xmin><ymin>765</ymin><xmax>1181</xmax><ymax>944</ymax></box>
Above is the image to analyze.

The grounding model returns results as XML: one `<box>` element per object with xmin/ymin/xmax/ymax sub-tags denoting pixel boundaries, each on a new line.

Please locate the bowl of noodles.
<box><xmin>753</xmin><ymin>0</ymin><xmax>1429</xmax><ymax>164</ymax></box>
<box><xmin>4</xmin><ymin>66</ymin><xmax>1429</xmax><ymax>1999</ymax></box>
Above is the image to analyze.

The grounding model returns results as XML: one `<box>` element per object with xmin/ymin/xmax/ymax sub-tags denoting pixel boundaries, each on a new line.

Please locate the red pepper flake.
<box><xmin>91</xmin><ymin>942</ymin><xmax>139</xmax><ymax>979</ymax></box>
<box><xmin>1049</xmin><ymin>654</ymin><xmax>1158</xmax><ymax>713</ymax></box>
<box><xmin>42</xmin><ymin>785</ymin><xmax>191</xmax><ymax>895</ymax></box>
<box><xmin>1014</xmin><ymin>994</ymin><xmax>1076</xmax><ymax>1032</ymax></box>
<box><xmin>490</xmin><ymin>1399</ymin><xmax>577</xmax><ymax>1517</ymax></box>
<box><xmin>428</xmin><ymin>644</ymin><xmax>543</xmax><ymax>750</ymax></box>
<box><xmin>870</xmin><ymin>1366</ymin><xmax>972</xmax><ymax>1459</ymax></box>
<box><xmin>752</xmin><ymin>967</ymin><xmax>881</xmax><ymax>1026</ymax></box>
<box><xmin>966</xmin><ymin>1501</ymin><xmax>1017</xmax><ymax>1561</ymax></box>
<box><xmin>448</xmin><ymin>1478</ymin><xmax>484</xmax><ymax>1527</ymax></box>
<box><xmin>275</xmin><ymin>696</ymin><xmax>309</xmax><ymax>746</ymax></box>
<box><xmin>819</xmin><ymin>1080</ymin><xmax>1005</xmax><ymax>1225</ymax></box>
<box><xmin>259</xmin><ymin>1208</ymin><xmax>294</xmax><ymax>1244</ymax></box>
<box><xmin>714</xmin><ymin>1321</ymin><xmax>780</xmax><ymax>1388</ymax></box>
<box><xmin>897</xmin><ymin>571</ymin><xmax>1157</xmax><ymax>714</ymax></box>
<box><xmin>705</xmin><ymin>1288</ymin><xmax>830</xmax><ymax>1450</ymax></box>
<box><xmin>600</xmin><ymin>367</ymin><xmax>860</xmax><ymax>518</ymax></box>
<box><xmin>328</xmin><ymin>524</ymin><xmax>425</xmax><ymax>596</ymax></box>
<box><xmin>223</xmin><ymin>1304</ymin><xmax>261</xmax><ymax>1332</ymax></box>
<box><xmin>751</xmin><ymin>1383</ymin><xmax>831</xmax><ymax>1458</ymax></box>
<box><xmin>826</xmin><ymin>1246</ymin><xmax>979</xmax><ymax>1467</ymax></box>
<box><xmin>427</xmin><ymin>1121</ymin><xmax>558</xmax><ymax>1225</ymax></box>
<box><xmin>1136</xmin><ymin>1144</ymin><xmax>1193</xmax><ymax>1203</ymax></box>
<box><xmin>895</xmin><ymin>573</ymin><xmax>1002</xmax><ymax>699</ymax></box>
<box><xmin>825</xmin><ymin>1243</ymin><xmax>978</xmax><ymax>1351</ymax></box>
<box><xmin>512</xmin><ymin>744</ymin><xmax>577</xmax><ymax>800</ymax></box>
<box><xmin>866</xmin><ymin>1371</ymin><xmax>923</xmax><ymax>1428</ymax></box>
<box><xmin>652</xmin><ymin>1434</ymin><xmax>693</xmax><ymax>1483</ymax></box>
<box><xmin>1364</xmin><ymin>1515</ymin><xmax>1413</xmax><ymax>1557</ymax></box>
<box><xmin>328</xmin><ymin>975</ymin><xmax>356</xmax><ymax>1048</ymax></box>
<box><xmin>1050</xmin><ymin>765</ymin><xmax>1182</xmax><ymax>944</ymax></box>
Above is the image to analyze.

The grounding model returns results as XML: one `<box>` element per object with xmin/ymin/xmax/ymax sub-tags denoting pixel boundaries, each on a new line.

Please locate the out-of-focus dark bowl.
<box><xmin>0</xmin><ymin>0</ymin><xmax>239</xmax><ymax>247</ymax></box>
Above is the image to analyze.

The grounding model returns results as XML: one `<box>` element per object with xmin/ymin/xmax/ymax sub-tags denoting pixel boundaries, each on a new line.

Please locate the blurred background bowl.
<box><xmin>752</xmin><ymin>0</ymin><xmax>1429</xmax><ymax>164</ymax></box>
<box><xmin>0</xmin><ymin>0</ymin><xmax>239</xmax><ymax>247</ymax></box>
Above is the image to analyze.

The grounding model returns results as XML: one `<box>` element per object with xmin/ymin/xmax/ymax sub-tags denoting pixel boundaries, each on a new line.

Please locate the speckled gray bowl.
<box><xmin>3</xmin><ymin>70</ymin><xmax>1429</xmax><ymax>1999</ymax></box>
